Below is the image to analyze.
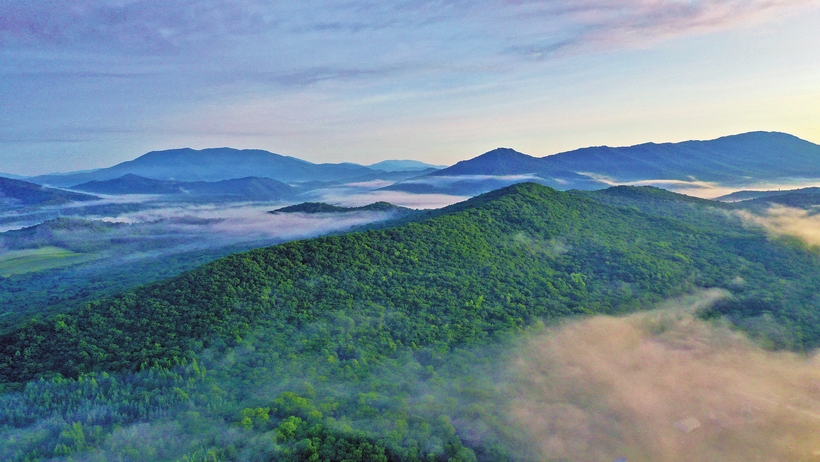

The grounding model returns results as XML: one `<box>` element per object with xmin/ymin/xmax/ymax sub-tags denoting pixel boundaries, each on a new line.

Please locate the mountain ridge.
<box><xmin>70</xmin><ymin>174</ymin><xmax>295</xmax><ymax>201</ymax></box>
<box><xmin>0</xmin><ymin>176</ymin><xmax>98</xmax><ymax>208</ymax></box>
<box><xmin>386</xmin><ymin>131</ymin><xmax>820</xmax><ymax>195</ymax></box>
<box><xmin>30</xmin><ymin>147</ymin><xmax>378</xmax><ymax>187</ymax></box>
<box><xmin>270</xmin><ymin>201</ymin><xmax>413</xmax><ymax>214</ymax></box>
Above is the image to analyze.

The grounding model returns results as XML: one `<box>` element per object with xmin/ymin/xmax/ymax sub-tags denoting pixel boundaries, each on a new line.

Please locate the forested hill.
<box><xmin>270</xmin><ymin>201</ymin><xmax>413</xmax><ymax>214</ymax></box>
<box><xmin>0</xmin><ymin>176</ymin><xmax>97</xmax><ymax>208</ymax></box>
<box><xmin>4</xmin><ymin>183</ymin><xmax>820</xmax><ymax>387</ymax></box>
<box><xmin>70</xmin><ymin>174</ymin><xmax>295</xmax><ymax>201</ymax></box>
<box><xmin>4</xmin><ymin>182</ymin><xmax>820</xmax><ymax>460</ymax></box>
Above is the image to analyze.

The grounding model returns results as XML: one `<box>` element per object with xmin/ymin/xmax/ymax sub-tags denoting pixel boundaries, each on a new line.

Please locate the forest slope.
<box><xmin>4</xmin><ymin>183</ymin><xmax>819</xmax><ymax>386</ymax></box>
<box><xmin>4</xmin><ymin>183</ymin><xmax>820</xmax><ymax>460</ymax></box>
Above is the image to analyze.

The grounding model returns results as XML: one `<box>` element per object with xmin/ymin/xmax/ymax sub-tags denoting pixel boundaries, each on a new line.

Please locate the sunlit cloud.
<box><xmin>737</xmin><ymin>205</ymin><xmax>820</xmax><ymax>247</ymax></box>
<box><xmin>3</xmin><ymin>1</ymin><xmax>812</xmax><ymax>59</ymax></box>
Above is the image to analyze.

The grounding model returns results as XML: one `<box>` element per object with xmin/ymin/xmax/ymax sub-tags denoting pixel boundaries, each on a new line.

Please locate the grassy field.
<box><xmin>0</xmin><ymin>247</ymin><xmax>98</xmax><ymax>277</ymax></box>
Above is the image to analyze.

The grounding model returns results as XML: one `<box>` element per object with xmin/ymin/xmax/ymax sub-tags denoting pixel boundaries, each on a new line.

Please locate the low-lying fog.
<box><xmin>0</xmin><ymin>187</ymin><xmax>469</xmax><ymax>263</ymax></box>
<box><xmin>738</xmin><ymin>205</ymin><xmax>820</xmax><ymax>248</ymax></box>
<box><xmin>508</xmin><ymin>290</ymin><xmax>820</xmax><ymax>461</ymax></box>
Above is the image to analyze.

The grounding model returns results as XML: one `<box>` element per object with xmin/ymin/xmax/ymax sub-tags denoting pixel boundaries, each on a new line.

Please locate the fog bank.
<box><xmin>509</xmin><ymin>290</ymin><xmax>820</xmax><ymax>461</ymax></box>
<box><xmin>738</xmin><ymin>205</ymin><xmax>820</xmax><ymax>247</ymax></box>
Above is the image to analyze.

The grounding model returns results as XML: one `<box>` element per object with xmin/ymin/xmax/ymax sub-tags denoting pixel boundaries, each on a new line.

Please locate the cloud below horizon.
<box><xmin>738</xmin><ymin>205</ymin><xmax>820</xmax><ymax>247</ymax></box>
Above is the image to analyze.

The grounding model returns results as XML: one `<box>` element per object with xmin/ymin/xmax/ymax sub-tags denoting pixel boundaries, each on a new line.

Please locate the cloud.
<box><xmin>3</xmin><ymin>1</ymin><xmax>814</xmax><ymax>65</ymax></box>
<box><xmin>507</xmin><ymin>289</ymin><xmax>820</xmax><ymax>461</ymax></box>
<box><xmin>501</xmin><ymin>0</ymin><xmax>817</xmax><ymax>56</ymax></box>
<box><xmin>400</xmin><ymin>174</ymin><xmax>541</xmax><ymax>186</ymax></box>
<box><xmin>738</xmin><ymin>205</ymin><xmax>820</xmax><ymax>247</ymax></box>
<box><xmin>262</xmin><ymin>65</ymin><xmax>408</xmax><ymax>88</ymax></box>
<box><xmin>0</xmin><ymin>0</ymin><xmax>273</xmax><ymax>53</ymax></box>
<box><xmin>341</xmin><ymin>179</ymin><xmax>396</xmax><ymax>189</ymax></box>
<box><xmin>580</xmin><ymin>173</ymin><xmax>820</xmax><ymax>199</ymax></box>
<box><xmin>94</xmin><ymin>202</ymin><xmax>402</xmax><ymax>242</ymax></box>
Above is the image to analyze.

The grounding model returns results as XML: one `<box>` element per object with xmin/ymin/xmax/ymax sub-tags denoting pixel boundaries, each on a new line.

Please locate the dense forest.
<box><xmin>2</xmin><ymin>183</ymin><xmax>820</xmax><ymax>460</ymax></box>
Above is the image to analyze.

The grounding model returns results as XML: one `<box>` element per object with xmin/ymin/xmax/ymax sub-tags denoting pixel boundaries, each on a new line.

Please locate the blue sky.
<box><xmin>2</xmin><ymin>0</ymin><xmax>819</xmax><ymax>175</ymax></box>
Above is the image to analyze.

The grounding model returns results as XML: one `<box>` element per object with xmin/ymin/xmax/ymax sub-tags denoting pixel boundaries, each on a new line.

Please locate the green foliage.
<box><xmin>0</xmin><ymin>246</ymin><xmax>96</xmax><ymax>277</ymax></box>
<box><xmin>4</xmin><ymin>183</ymin><xmax>820</xmax><ymax>460</ymax></box>
<box><xmin>5</xmin><ymin>183</ymin><xmax>820</xmax><ymax>383</ymax></box>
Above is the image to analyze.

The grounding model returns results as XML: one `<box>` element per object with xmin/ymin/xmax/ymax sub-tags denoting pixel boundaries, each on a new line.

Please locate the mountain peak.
<box><xmin>474</xmin><ymin>147</ymin><xmax>528</xmax><ymax>159</ymax></box>
<box><xmin>430</xmin><ymin>147</ymin><xmax>541</xmax><ymax>177</ymax></box>
<box><xmin>31</xmin><ymin>147</ymin><xmax>377</xmax><ymax>186</ymax></box>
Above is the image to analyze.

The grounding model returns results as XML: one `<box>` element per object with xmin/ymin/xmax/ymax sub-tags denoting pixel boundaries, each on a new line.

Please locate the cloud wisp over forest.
<box><xmin>738</xmin><ymin>205</ymin><xmax>820</xmax><ymax>247</ymax></box>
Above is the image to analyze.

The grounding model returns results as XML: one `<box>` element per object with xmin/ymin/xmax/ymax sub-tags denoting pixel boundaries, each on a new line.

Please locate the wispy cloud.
<box><xmin>3</xmin><ymin>1</ymin><xmax>813</xmax><ymax>70</ymax></box>
<box><xmin>0</xmin><ymin>0</ymin><xmax>273</xmax><ymax>53</ymax></box>
<box><xmin>738</xmin><ymin>205</ymin><xmax>820</xmax><ymax>247</ymax></box>
<box><xmin>501</xmin><ymin>0</ymin><xmax>816</xmax><ymax>56</ymax></box>
<box><xmin>401</xmin><ymin>174</ymin><xmax>541</xmax><ymax>185</ymax></box>
<box><xmin>581</xmin><ymin>173</ymin><xmax>820</xmax><ymax>200</ymax></box>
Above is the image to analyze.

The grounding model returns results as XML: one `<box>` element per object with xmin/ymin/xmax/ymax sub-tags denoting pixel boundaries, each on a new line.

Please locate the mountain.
<box><xmin>437</xmin><ymin>148</ymin><xmax>549</xmax><ymax>176</ymax></box>
<box><xmin>4</xmin><ymin>182</ymin><xmax>820</xmax><ymax>459</ymax></box>
<box><xmin>367</xmin><ymin>160</ymin><xmax>446</xmax><ymax>172</ymax></box>
<box><xmin>5</xmin><ymin>182</ymin><xmax>820</xmax><ymax>380</ymax></box>
<box><xmin>70</xmin><ymin>174</ymin><xmax>181</xmax><ymax>195</ymax></box>
<box><xmin>0</xmin><ymin>173</ymin><xmax>27</xmax><ymax>180</ymax></box>
<box><xmin>715</xmin><ymin>186</ymin><xmax>820</xmax><ymax>203</ymax></box>
<box><xmin>386</xmin><ymin>132</ymin><xmax>820</xmax><ymax>195</ymax></box>
<box><xmin>0</xmin><ymin>176</ymin><xmax>98</xmax><ymax>208</ymax></box>
<box><xmin>541</xmin><ymin>131</ymin><xmax>820</xmax><ymax>182</ymax></box>
<box><xmin>722</xmin><ymin>187</ymin><xmax>820</xmax><ymax>212</ymax></box>
<box><xmin>383</xmin><ymin>148</ymin><xmax>603</xmax><ymax>195</ymax></box>
<box><xmin>70</xmin><ymin>174</ymin><xmax>294</xmax><ymax>201</ymax></box>
<box><xmin>287</xmin><ymin>167</ymin><xmax>441</xmax><ymax>194</ymax></box>
<box><xmin>713</xmin><ymin>186</ymin><xmax>820</xmax><ymax>212</ymax></box>
<box><xmin>30</xmin><ymin>148</ymin><xmax>378</xmax><ymax>187</ymax></box>
<box><xmin>271</xmin><ymin>201</ymin><xmax>414</xmax><ymax>214</ymax></box>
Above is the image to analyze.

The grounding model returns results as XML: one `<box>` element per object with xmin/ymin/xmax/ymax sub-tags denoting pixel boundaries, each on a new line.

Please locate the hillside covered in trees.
<box><xmin>2</xmin><ymin>183</ymin><xmax>820</xmax><ymax>460</ymax></box>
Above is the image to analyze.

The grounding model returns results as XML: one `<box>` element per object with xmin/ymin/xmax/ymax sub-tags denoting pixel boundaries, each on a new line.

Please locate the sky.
<box><xmin>1</xmin><ymin>0</ymin><xmax>819</xmax><ymax>176</ymax></box>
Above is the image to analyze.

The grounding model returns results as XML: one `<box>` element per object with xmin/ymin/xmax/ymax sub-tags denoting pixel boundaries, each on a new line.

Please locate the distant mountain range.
<box><xmin>28</xmin><ymin>148</ymin><xmax>444</xmax><ymax>187</ymax></box>
<box><xmin>714</xmin><ymin>186</ymin><xmax>820</xmax><ymax>212</ymax></box>
<box><xmin>13</xmin><ymin>131</ymin><xmax>820</xmax><ymax>200</ymax></box>
<box><xmin>716</xmin><ymin>187</ymin><xmax>820</xmax><ymax>202</ymax></box>
<box><xmin>70</xmin><ymin>174</ymin><xmax>294</xmax><ymax>201</ymax></box>
<box><xmin>0</xmin><ymin>176</ymin><xmax>98</xmax><ymax>208</ymax></box>
<box><xmin>386</xmin><ymin>132</ymin><xmax>820</xmax><ymax>195</ymax></box>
